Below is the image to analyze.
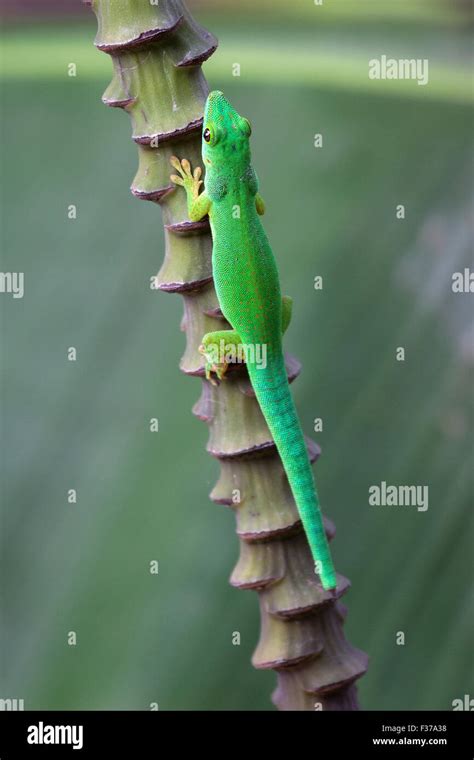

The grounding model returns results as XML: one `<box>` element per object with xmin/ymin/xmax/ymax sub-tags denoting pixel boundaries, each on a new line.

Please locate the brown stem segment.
<box><xmin>88</xmin><ymin>0</ymin><xmax>368</xmax><ymax>710</ymax></box>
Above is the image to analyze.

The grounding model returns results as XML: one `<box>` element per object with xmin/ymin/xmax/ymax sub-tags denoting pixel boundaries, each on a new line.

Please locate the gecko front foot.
<box><xmin>170</xmin><ymin>156</ymin><xmax>202</xmax><ymax>197</ymax></box>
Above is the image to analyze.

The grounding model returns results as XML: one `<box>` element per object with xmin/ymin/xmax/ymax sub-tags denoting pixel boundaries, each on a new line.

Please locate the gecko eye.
<box><xmin>203</xmin><ymin>127</ymin><xmax>212</xmax><ymax>143</ymax></box>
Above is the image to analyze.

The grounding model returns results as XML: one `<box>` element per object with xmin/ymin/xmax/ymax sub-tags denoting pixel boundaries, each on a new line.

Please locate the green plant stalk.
<box><xmin>88</xmin><ymin>0</ymin><xmax>368</xmax><ymax>710</ymax></box>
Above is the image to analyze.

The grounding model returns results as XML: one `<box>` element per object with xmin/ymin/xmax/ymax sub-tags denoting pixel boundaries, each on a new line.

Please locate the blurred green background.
<box><xmin>1</xmin><ymin>0</ymin><xmax>473</xmax><ymax>710</ymax></box>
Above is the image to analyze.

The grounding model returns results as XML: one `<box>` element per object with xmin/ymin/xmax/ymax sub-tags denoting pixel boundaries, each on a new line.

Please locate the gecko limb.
<box><xmin>199</xmin><ymin>329</ymin><xmax>243</xmax><ymax>385</ymax></box>
<box><xmin>170</xmin><ymin>156</ymin><xmax>211</xmax><ymax>221</ymax></box>
<box><xmin>282</xmin><ymin>295</ymin><xmax>292</xmax><ymax>334</ymax></box>
<box><xmin>255</xmin><ymin>193</ymin><xmax>265</xmax><ymax>215</ymax></box>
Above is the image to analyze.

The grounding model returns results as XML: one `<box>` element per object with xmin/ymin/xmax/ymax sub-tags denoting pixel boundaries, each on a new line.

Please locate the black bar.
<box><xmin>0</xmin><ymin>710</ymin><xmax>472</xmax><ymax>757</ymax></box>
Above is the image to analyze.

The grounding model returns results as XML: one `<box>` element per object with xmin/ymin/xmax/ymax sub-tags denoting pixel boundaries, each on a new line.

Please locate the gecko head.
<box><xmin>202</xmin><ymin>90</ymin><xmax>252</xmax><ymax>170</ymax></box>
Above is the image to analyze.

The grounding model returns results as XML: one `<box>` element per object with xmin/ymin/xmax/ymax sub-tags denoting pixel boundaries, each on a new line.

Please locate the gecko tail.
<box><xmin>248</xmin><ymin>358</ymin><xmax>337</xmax><ymax>591</ymax></box>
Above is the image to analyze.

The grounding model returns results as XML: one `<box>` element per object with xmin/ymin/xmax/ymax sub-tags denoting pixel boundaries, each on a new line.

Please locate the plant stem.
<box><xmin>88</xmin><ymin>0</ymin><xmax>368</xmax><ymax>710</ymax></box>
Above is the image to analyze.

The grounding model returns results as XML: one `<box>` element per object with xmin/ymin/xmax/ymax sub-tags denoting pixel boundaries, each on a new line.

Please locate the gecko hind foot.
<box><xmin>199</xmin><ymin>343</ymin><xmax>228</xmax><ymax>385</ymax></box>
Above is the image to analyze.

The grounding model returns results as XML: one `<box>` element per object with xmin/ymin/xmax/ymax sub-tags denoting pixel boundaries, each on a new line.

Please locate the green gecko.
<box><xmin>170</xmin><ymin>90</ymin><xmax>337</xmax><ymax>591</ymax></box>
